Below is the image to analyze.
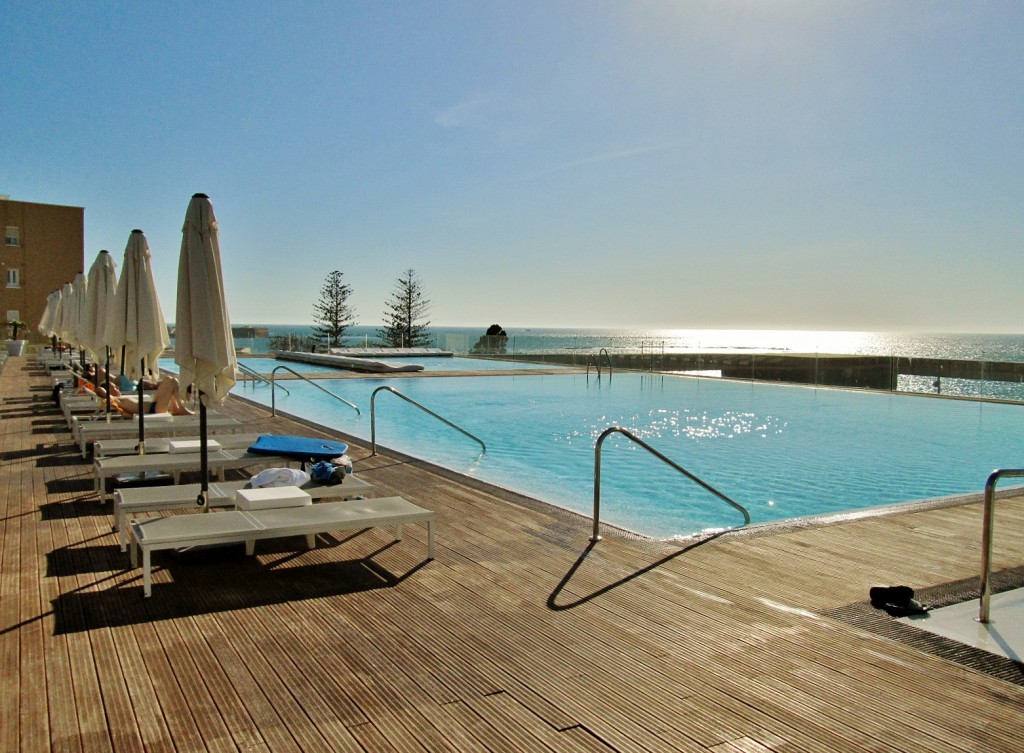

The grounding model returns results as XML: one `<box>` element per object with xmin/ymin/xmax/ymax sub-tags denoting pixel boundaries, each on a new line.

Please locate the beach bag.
<box><xmin>310</xmin><ymin>461</ymin><xmax>345</xmax><ymax>485</ymax></box>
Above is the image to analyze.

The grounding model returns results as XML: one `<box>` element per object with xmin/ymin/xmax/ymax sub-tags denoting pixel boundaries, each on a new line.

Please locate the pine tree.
<box><xmin>378</xmin><ymin>269</ymin><xmax>431</xmax><ymax>348</ymax></box>
<box><xmin>312</xmin><ymin>270</ymin><xmax>356</xmax><ymax>349</ymax></box>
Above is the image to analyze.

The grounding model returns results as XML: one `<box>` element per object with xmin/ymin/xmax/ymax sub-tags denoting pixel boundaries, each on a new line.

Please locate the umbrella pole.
<box><xmin>198</xmin><ymin>397</ymin><xmax>209</xmax><ymax>509</ymax></box>
<box><xmin>137</xmin><ymin>357</ymin><xmax>146</xmax><ymax>454</ymax></box>
<box><xmin>104</xmin><ymin>347</ymin><xmax>112</xmax><ymax>421</ymax></box>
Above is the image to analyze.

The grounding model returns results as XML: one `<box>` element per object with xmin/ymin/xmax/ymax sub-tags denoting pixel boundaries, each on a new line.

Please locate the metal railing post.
<box><xmin>370</xmin><ymin>385</ymin><xmax>486</xmax><ymax>457</ymax></box>
<box><xmin>270</xmin><ymin>365</ymin><xmax>360</xmax><ymax>417</ymax></box>
<box><xmin>592</xmin><ymin>426</ymin><xmax>750</xmax><ymax>543</ymax></box>
<box><xmin>979</xmin><ymin>468</ymin><xmax>1024</xmax><ymax>623</ymax></box>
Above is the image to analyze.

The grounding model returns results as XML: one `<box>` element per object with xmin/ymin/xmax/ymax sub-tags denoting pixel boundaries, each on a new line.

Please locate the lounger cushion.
<box><xmin>168</xmin><ymin>438</ymin><xmax>222</xmax><ymax>453</ymax></box>
<box><xmin>235</xmin><ymin>487</ymin><xmax>312</xmax><ymax>510</ymax></box>
<box><xmin>247</xmin><ymin>435</ymin><xmax>348</xmax><ymax>461</ymax></box>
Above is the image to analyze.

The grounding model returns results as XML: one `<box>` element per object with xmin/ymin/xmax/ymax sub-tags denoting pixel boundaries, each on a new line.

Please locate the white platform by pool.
<box><xmin>899</xmin><ymin>588</ymin><xmax>1024</xmax><ymax>662</ymax></box>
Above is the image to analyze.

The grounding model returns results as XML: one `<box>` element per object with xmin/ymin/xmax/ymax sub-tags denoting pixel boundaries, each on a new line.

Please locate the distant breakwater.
<box><xmin>494</xmin><ymin>351</ymin><xmax>1024</xmax><ymax>397</ymax></box>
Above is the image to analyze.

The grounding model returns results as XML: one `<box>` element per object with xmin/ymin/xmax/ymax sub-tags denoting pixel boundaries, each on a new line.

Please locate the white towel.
<box><xmin>248</xmin><ymin>467</ymin><xmax>311</xmax><ymax>489</ymax></box>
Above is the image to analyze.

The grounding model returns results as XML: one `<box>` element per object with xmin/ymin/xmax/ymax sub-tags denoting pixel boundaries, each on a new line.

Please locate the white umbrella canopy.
<box><xmin>58</xmin><ymin>281</ymin><xmax>76</xmax><ymax>347</ymax></box>
<box><xmin>108</xmin><ymin>230</ymin><xmax>169</xmax><ymax>381</ymax></box>
<box><xmin>175</xmin><ymin>193</ymin><xmax>236</xmax><ymax>406</ymax></box>
<box><xmin>68</xmin><ymin>272</ymin><xmax>90</xmax><ymax>352</ymax></box>
<box><xmin>38</xmin><ymin>289</ymin><xmax>62</xmax><ymax>337</ymax></box>
<box><xmin>175</xmin><ymin>193</ymin><xmax>236</xmax><ymax>508</ymax></box>
<box><xmin>82</xmin><ymin>250</ymin><xmax>119</xmax><ymax>363</ymax></box>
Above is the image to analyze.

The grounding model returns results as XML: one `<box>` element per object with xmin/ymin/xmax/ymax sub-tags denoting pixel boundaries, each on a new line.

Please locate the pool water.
<box><xmin>236</xmin><ymin>373</ymin><xmax>1024</xmax><ymax>539</ymax></box>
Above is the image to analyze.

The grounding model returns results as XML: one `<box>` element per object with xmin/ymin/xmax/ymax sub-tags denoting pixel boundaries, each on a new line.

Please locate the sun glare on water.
<box><xmin>650</xmin><ymin>329</ymin><xmax>882</xmax><ymax>355</ymax></box>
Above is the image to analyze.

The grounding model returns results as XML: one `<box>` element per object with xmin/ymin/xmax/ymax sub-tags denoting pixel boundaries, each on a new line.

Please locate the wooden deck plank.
<box><xmin>217</xmin><ymin>604</ymin><xmax>365</xmax><ymax>753</ymax></box>
<box><xmin>163</xmin><ymin>613</ymin><xmax>274</xmax><ymax>753</ymax></box>
<box><xmin>1</xmin><ymin>449</ymin><xmax>24</xmax><ymax>753</ymax></box>
<box><xmin>192</xmin><ymin>614</ymin><xmax>306</xmax><ymax>753</ymax></box>
<box><xmin>46</xmin><ymin>479</ymin><xmax>115</xmax><ymax>753</ymax></box>
<box><xmin>20</xmin><ymin>467</ymin><xmax>51</xmax><ymax>753</ymax></box>
<box><xmin>36</xmin><ymin>483</ymin><xmax>85</xmax><ymax>753</ymax></box>
<box><xmin>6</xmin><ymin>356</ymin><xmax>1024</xmax><ymax>752</ymax></box>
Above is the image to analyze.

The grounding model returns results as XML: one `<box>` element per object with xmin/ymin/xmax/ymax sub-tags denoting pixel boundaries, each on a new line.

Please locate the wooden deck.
<box><xmin>4</xmin><ymin>355</ymin><xmax>1024</xmax><ymax>752</ymax></box>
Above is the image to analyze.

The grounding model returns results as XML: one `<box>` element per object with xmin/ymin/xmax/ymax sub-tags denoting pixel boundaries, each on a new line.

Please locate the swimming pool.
<box><xmin>236</xmin><ymin>373</ymin><xmax>1024</xmax><ymax>539</ymax></box>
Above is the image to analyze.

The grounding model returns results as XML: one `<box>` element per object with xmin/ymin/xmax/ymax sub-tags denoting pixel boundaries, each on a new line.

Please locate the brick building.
<box><xmin>0</xmin><ymin>196</ymin><xmax>84</xmax><ymax>343</ymax></box>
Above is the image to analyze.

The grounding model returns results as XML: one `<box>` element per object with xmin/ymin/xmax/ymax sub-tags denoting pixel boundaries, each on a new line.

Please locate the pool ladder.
<box><xmin>370</xmin><ymin>385</ymin><xmax>486</xmax><ymax>456</ymax></box>
<box><xmin>979</xmin><ymin>468</ymin><xmax>1024</xmax><ymax>623</ymax></box>
<box><xmin>587</xmin><ymin>348</ymin><xmax>613</xmax><ymax>378</ymax></box>
<box><xmin>592</xmin><ymin>426</ymin><xmax>750</xmax><ymax>541</ymax></box>
<box><xmin>269</xmin><ymin>365</ymin><xmax>360</xmax><ymax>416</ymax></box>
<box><xmin>237</xmin><ymin>362</ymin><xmax>286</xmax><ymax>393</ymax></box>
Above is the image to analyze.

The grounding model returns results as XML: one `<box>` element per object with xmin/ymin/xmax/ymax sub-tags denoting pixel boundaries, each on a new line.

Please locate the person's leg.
<box><xmin>152</xmin><ymin>378</ymin><xmax>178</xmax><ymax>413</ymax></box>
<box><xmin>166</xmin><ymin>379</ymin><xmax>194</xmax><ymax>415</ymax></box>
<box><xmin>113</xmin><ymin>395</ymin><xmax>141</xmax><ymax>415</ymax></box>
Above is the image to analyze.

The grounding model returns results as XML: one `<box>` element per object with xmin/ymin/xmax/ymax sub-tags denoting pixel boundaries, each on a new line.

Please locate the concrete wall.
<box><xmin>504</xmin><ymin>351</ymin><xmax>1024</xmax><ymax>393</ymax></box>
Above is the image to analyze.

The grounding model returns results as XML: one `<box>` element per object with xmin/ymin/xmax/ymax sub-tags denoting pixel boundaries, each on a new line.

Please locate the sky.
<box><xmin>4</xmin><ymin>1</ymin><xmax>1023</xmax><ymax>333</ymax></box>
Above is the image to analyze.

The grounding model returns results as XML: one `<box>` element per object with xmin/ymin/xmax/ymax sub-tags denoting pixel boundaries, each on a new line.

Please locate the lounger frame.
<box><xmin>113</xmin><ymin>475</ymin><xmax>375</xmax><ymax>550</ymax></box>
<box><xmin>129</xmin><ymin>496</ymin><xmax>434</xmax><ymax>597</ymax></box>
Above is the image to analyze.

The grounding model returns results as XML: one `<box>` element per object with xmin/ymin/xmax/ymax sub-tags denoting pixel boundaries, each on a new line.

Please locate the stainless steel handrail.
<box><xmin>587</xmin><ymin>348</ymin><xmax>613</xmax><ymax>378</ymax></box>
<box><xmin>238</xmin><ymin>362</ymin><xmax>286</xmax><ymax>393</ymax></box>
<box><xmin>370</xmin><ymin>385</ymin><xmax>485</xmax><ymax>456</ymax></box>
<box><xmin>979</xmin><ymin>468</ymin><xmax>1024</xmax><ymax>623</ymax></box>
<box><xmin>592</xmin><ymin>426</ymin><xmax>750</xmax><ymax>542</ymax></box>
<box><xmin>270</xmin><ymin>365</ymin><xmax>360</xmax><ymax>416</ymax></box>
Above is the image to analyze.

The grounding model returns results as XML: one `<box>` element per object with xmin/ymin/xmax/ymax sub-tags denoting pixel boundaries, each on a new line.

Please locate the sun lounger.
<box><xmin>129</xmin><ymin>496</ymin><xmax>435</xmax><ymax>597</ymax></box>
<box><xmin>93</xmin><ymin>432</ymin><xmax>265</xmax><ymax>459</ymax></box>
<box><xmin>72</xmin><ymin>413</ymin><xmax>243</xmax><ymax>457</ymax></box>
<box><xmin>62</xmin><ymin>395</ymin><xmax>156</xmax><ymax>426</ymax></box>
<box><xmin>93</xmin><ymin>448</ymin><xmax>301</xmax><ymax>502</ymax></box>
<box><xmin>112</xmin><ymin>474</ymin><xmax>375</xmax><ymax>549</ymax></box>
<box><xmin>61</xmin><ymin>389</ymin><xmax>156</xmax><ymax>424</ymax></box>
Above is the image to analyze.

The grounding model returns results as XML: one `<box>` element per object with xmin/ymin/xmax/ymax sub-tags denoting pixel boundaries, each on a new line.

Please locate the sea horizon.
<box><xmin>219</xmin><ymin>324</ymin><xmax>1024</xmax><ymax>363</ymax></box>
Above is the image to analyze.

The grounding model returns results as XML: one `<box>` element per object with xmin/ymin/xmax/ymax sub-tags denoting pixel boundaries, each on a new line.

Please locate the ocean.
<box><xmin>236</xmin><ymin>324</ymin><xmax>1024</xmax><ymax>361</ymax></box>
<box><xmin>222</xmin><ymin>325</ymin><xmax>1024</xmax><ymax>401</ymax></box>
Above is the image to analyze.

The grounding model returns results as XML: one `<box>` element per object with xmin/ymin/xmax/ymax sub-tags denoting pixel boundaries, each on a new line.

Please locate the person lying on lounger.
<box><xmin>78</xmin><ymin>365</ymin><xmax>157</xmax><ymax>397</ymax></box>
<box><xmin>110</xmin><ymin>376</ymin><xmax>194</xmax><ymax>416</ymax></box>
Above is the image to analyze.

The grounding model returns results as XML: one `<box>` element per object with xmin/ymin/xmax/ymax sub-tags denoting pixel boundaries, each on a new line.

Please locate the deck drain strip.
<box><xmin>822</xmin><ymin>565</ymin><xmax>1024</xmax><ymax>687</ymax></box>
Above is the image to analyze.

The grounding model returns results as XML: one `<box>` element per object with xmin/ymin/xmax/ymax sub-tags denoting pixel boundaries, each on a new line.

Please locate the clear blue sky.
<box><xmin>5</xmin><ymin>1</ymin><xmax>1023</xmax><ymax>332</ymax></box>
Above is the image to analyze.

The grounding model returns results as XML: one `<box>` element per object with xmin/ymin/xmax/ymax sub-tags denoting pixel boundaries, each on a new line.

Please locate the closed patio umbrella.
<box><xmin>38</xmin><ymin>288</ymin><xmax>63</xmax><ymax>359</ymax></box>
<box><xmin>38</xmin><ymin>288</ymin><xmax>61</xmax><ymax>338</ymax></box>
<box><xmin>58</xmin><ymin>281</ymin><xmax>76</xmax><ymax>357</ymax></box>
<box><xmin>175</xmin><ymin>193</ymin><xmax>236</xmax><ymax>508</ymax></box>
<box><xmin>71</xmin><ymin>272</ymin><xmax>89</xmax><ymax>365</ymax></box>
<box><xmin>83</xmin><ymin>250</ymin><xmax>119</xmax><ymax>413</ymax></box>
<box><xmin>108</xmin><ymin>230</ymin><xmax>170</xmax><ymax>453</ymax></box>
<box><xmin>52</xmin><ymin>285</ymin><xmax>69</xmax><ymax>356</ymax></box>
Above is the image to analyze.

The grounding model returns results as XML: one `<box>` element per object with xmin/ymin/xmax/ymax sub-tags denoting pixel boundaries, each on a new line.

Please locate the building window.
<box><xmin>4</xmin><ymin>227</ymin><xmax>18</xmax><ymax>246</ymax></box>
<box><xmin>6</xmin><ymin>268</ymin><xmax>19</xmax><ymax>288</ymax></box>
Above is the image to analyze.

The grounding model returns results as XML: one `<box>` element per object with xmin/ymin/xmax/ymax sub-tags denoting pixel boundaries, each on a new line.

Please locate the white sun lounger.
<box><xmin>129</xmin><ymin>496</ymin><xmax>435</xmax><ymax>597</ymax></box>
<box><xmin>72</xmin><ymin>413</ymin><xmax>243</xmax><ymax>457</ymax></box>
<box><xmin>93</xmin><ymin>448</ymin><xmax>300</xmax><ymax>502</ymax></box>
<box><xmin>93</xmin><ymin>432</ymin><xmax>265</xmax><ymax>459</ymax></box>
<box><xmin>61</xmin><ymin>394</ymin><xmax>155</xmax><ymax>427</ymax></box>
<box><xmin>112</xmin><ymin>475</ymin><xmax>375</xmax><ymax>550</ymax></box>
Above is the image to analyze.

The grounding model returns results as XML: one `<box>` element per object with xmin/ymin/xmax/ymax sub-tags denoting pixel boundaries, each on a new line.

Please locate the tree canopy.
<box><xmin>312</xmin><ymin>270</ymin><xmax>356</xmax><ymax>348</ymax></box>
<box><xmin>378</xmin><ymin>268</ymin><xmax>431</xmax><ymax>348</ymax></box>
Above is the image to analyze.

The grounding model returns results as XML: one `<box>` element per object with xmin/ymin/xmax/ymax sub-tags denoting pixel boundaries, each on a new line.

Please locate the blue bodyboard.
<box><xmin>248</xmin><ymin>435</ymin><xmax>348</xmax><ymax>461</ymax></box>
